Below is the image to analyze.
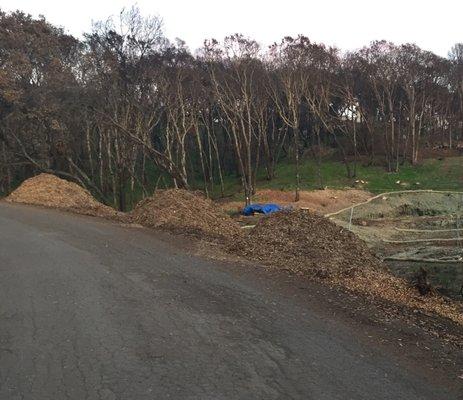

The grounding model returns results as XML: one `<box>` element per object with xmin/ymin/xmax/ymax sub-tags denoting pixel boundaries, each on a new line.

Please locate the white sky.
<box><xmin>1</xmin><ymin>0</ymin><xmax>462</xmax><ymax>56</ymax></box>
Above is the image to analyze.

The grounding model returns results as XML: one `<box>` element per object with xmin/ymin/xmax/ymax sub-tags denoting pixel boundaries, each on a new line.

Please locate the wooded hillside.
<box><xmin>1</xmin><ymin>7</ymin><xmax>462</xmax><ymax>209</ymax></box>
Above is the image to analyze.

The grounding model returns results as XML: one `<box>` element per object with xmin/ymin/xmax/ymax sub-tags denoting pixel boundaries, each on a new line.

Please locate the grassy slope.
<box><xmin>4</xmin><ymin>156</ymin><xmax>460</xmax><ymax>208</ymax></box>
<box><xmin>216</xmin><ymin>156</ymin><xmax>463</xmax><ymax>199</ymax></box>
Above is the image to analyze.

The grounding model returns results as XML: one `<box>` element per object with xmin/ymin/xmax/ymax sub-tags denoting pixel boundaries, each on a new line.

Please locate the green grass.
<box><xmin>217</xmin><ymin>156</ymin><xmax>463</xmax><ymax>200</ymax></box>
<box><xmin>3</xmin><ymin>156</ymin><xmax>461</xmax><ymax>209</ymax></box>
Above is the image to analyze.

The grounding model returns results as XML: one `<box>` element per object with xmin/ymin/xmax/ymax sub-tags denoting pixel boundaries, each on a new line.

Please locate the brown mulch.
<box><xmin>229</xmin><ymin>209</ymin><xmax>382</xmax><ymax>278</ymax></box>
<box><xmin>6</xmin><ymin>175</ymin><xmax>462</xmax><ymax>331</ymax></box>
<box><xmin>130</xmin><ymin>189</ymin><xmax>242</xmax><ymax>241</ymax></box>
<box><xmin>6</xmin><ymin>173</ymin><xmax>120</xmax><ymax>219</ymax></box>
<box><xmin>228</xmin><ymin>209</ymin><xmax>463</xmax><ymax>327</ymax></box>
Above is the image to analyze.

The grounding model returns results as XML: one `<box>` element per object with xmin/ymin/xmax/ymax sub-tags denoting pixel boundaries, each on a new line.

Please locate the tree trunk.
<box><xmin>294</xmin><ymin>126</ymin><xmax>300</xmax><ymax>202</ymax></box>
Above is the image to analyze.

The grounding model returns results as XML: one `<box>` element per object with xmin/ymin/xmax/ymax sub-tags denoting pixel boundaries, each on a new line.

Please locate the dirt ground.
<box><xmin>327</xmin><ymin>191</ymin><xmax>463</xmax><ymax>299</ymax></box>
<box><xmin>220</xmin><ymin>188</ymin><xmax>373</xmax><ymax>215</ymax></box>
<box><xmin>328</xmin><ymin>191</ymin><xmax>463</xmax><ymax>253</ymax></box>
<box><xmin>328</xmin><ymin>190</ymin><xmax>463</xmax><ymax>221</ymax></box>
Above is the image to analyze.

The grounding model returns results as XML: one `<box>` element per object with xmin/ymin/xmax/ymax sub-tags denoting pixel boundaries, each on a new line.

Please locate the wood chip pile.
<box><xmin>230</xmin><ymin>209</ymin><xmax>381</xmax><ymax>279</ymax></box>
<box><xmin>229</xmin><ymin>209</ymin><xmax>463</xmax><ymax>326</ymax></box>
<box><xmin>5</xmin><ymin>176</ymin><xmax>462</xmax><ymax>327</ymax></box>
<box><xmin>6</xmin><ymin>173</ymin><xmax>120</xmax><ymax>219</ymax></box>
<box><xmin>130</xmin><ymin>189</ymin><xmax>242</xmax><ymax>241</ymax></box>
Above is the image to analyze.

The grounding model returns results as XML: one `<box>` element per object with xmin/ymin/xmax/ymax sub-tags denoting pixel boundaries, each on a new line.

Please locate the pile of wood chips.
<box><xmin>130</xmin><ymin>189</ymin><xmax>242</xmax><ymax>241</ymax></box>
<box><xmin>6</xmin><ymin>173</ymin><xmax>120</xmax><ymax>219</ymax></box>
<box><xmin>229</xmin><ymin>209</ymin><xmax>463</xmax><ymax>326</ymax></box>
<box><xmin>6</xmin><ymin>175</ymin><xmax>462</xmax><ymax>328</ymax></box>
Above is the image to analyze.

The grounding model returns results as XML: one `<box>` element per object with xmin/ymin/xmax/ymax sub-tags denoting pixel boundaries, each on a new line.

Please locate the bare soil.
<box><xmin>329</xmin><ymin>190</ymin><xmax>463</xmax><ymax>221</ymax></box>
<box><xmin>221</xmin><ymin>188</ymin><xmax>372</xmax><ymax>215</ymax></box>
<box><xmin>328</xmin><ymin>191</ymin><xmax>463</xmax><ymax>301</ymax></box>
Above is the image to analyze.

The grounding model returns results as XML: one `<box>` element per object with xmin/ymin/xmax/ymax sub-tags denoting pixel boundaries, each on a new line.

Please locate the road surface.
<box><xmin>0</xmin><ymin>202</ymin><xmax>459</xmax><ymax>399</ymax></box>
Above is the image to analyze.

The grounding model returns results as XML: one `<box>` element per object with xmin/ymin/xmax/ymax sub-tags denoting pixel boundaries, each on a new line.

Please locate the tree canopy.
<box><xmin>1</xmin><ymin>7</ymin><xmax>462</xmax><ymax>209</ymax></box>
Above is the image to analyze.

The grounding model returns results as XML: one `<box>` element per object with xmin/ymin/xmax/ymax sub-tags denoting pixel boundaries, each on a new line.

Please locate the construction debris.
<box><xmin>6</xmin><ymin>173</ymin><xmax>120</xmax><ymax>219</ymax></box>
<box><xmin>130</xmin><ymin>189</ymin><xmax>242</xmax><ymax>241</ymax></box>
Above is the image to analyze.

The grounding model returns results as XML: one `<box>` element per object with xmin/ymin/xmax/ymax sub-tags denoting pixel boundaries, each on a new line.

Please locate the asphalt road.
<box><xmin>0</xmin><ymin>202</ymin><xmax>459</xmax><ymax>399</ymax></box>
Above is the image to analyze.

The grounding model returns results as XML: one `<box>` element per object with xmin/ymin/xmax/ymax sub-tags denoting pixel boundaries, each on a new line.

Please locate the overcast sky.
<box><xmin>1</xmin><ymin>0</ymin><xmax>462</xmax><ymax>56</ymax></box>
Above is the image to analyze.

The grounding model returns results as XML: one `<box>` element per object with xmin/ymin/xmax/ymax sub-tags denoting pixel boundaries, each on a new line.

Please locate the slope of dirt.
<box><xmin>228</xmin><ymin>210</ymin><xmax>463</xmax><ymax>327</ymax></box>
<box><xmin>329</xmin><ymin>190</ymin><xmax>463</xmax><ymax>221</ymax></box>
<box><xmin>131</xmin><ymin>189</ymin><xmax>242</xmax><ymax>241</ymax></box>
<box><xmin>6</xmin><ymin>173</ymin><xmax>120</xmax><ymax>219</ymax></box>
<box><xmin>327</xmin><ymin>191</ymin><xmax>463</xmax><ymax>299</ymax></box>
<box><xmin>220</xmin><ymin>188</ymin><xmax>372</xmax><ymax>215</ymax></box>
<box><xmin>258</xmin><ymin>188</ymin><xmax>373</xmax><ymax>213</ymax></box>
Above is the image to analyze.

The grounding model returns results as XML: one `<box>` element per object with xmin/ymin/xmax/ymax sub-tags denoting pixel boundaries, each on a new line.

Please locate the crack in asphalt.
<box><xmin>0</xmin><ymin>203</ymin><xmax>459</xmax><ymax>399</ymax></box>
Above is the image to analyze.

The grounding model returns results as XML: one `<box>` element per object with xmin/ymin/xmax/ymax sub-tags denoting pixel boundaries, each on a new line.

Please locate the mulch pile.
<box><xmin>229</xmin><ymin>209</ymin><xmax>463</xmax><ymax>326</ymax></box>
<box><xmin>130</xmin><ymin>189</ymin><xmax>242</xmax><ymax>241</ymax></box>
<box><xmin>229</xmin><ymin>209</ymin><xmax>381</xmax><ymax>278</ymax></box>
<box><xmin>6</xmin><ymin>175</ymin><xmax>462</xmax><ymax>328</ymax></box>
<box><xmin>6</xmin><ymin>173</ymin><xmax>120</xmax><ymax>219</ymax></box>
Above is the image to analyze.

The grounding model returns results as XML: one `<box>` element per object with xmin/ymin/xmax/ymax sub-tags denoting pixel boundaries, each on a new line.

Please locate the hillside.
<box><xmin>217</xmin><ymin>156</ymin><xmax>463</xmax><ymax>203</ymax></box>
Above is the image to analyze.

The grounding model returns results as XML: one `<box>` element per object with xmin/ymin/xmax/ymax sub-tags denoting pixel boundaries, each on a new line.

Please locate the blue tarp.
<box><xmin>242</xmin><ymin>203</ymin><xmax>282</xmax><ymax>216</ymax></box>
